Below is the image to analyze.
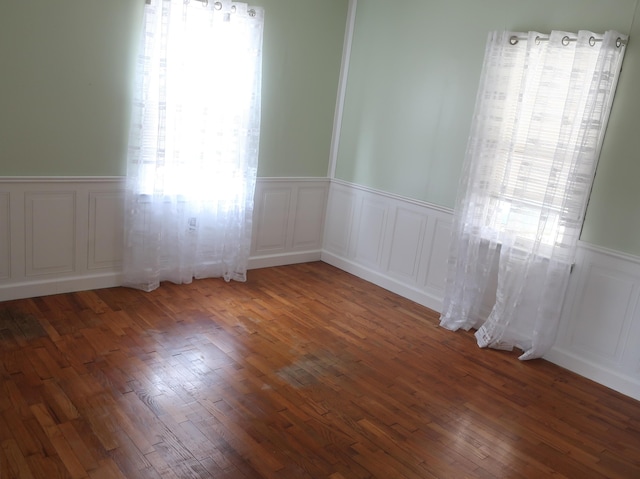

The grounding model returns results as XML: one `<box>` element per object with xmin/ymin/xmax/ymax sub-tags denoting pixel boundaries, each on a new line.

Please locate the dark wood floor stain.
<box><xmin>0</xmin><ymin>262</ymin><xmax>639</xmax><ymax>478</ymax></box>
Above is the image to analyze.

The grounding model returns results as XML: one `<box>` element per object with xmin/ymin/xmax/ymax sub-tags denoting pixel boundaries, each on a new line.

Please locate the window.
<box><xmin>440</xmin><ymin>30</ymin><xmax>627</xmax><ymax>360</ymax></box>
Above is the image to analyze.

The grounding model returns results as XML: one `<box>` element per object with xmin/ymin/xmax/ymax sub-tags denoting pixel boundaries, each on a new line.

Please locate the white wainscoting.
<box><xmin>321</xmin><ymin>180</ymin><xmax>453</xmax><ymax>312</ymax></box>
<box><xmin>0</xmin><ymin>177</ymin><xmax>328</xmax><ymax>302</ymax></box>
<box><xmin>547</xmin><ymin>244</ymin><xmax>640</xmax><ymax>400</ymax></box>
<box><xmin>322</xmin><ymin>180</ymin><xmax>640</xmax><ymax>400</ymax></box>
<box><xmin>0</xmin><ymin>178</ymin><xmax>126</xmax><ymax>302</ymax></box>
<box><xmin>249</xmin><ymin>177</ymin><xmax>328</xmax><ymax>269</ymax></box>
<box><xmin>3</xmin><ymin>176</ymin><xmax>640</xmax><ymax>400</ymax></box>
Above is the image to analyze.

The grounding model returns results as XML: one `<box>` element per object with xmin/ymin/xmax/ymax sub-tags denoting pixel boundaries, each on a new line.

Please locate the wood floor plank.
<box><xmin>29</xmin><ymin>403</ymin><xmax>88</xmax><ymax>479</ymax></box>
<box><xmin>1</xmin><ymin>262</ymin><xmax>639</xmax><ymax>478</ymax></box>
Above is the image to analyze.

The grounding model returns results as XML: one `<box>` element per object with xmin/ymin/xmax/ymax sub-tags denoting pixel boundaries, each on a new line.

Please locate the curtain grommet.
<box><xmin>509</xmin><ymin>36</ymin><xmax>518</xmax><ymax>45</ymax></box>
<box><xmin>562</xmin><ymin>36</ymin><xmax>570</xmax><ymax>46</ymax></box>
<box><xmin>214</xmin><ymin>1</ymin><xmax>222</xmax><ymax>10</ymax></box>
<box><xmin>589</xmin><ymin>36</ymin><xmax>596</xmax><ymax>46</ymax></box>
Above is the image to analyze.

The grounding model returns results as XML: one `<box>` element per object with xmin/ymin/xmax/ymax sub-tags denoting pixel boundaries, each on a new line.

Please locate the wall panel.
<box><xmin>0</xmin><ymin>177</ymin><xmax>328</xmax><ymax>300</ymax></box>
<box><xmin>353</xmin><ymin>197</ymin><xmax>387</xmax><ymax>268</ymax></box>
<box><xmin>25</xmin><ymin>191</ymin><xmax>76</xmax><ymax>276</ymax></box>
<box><xmin>3</xmin><ymin>176</ymin><xmax>640</xmax><ymax>401</ymax></box>
<box><xmin>323</xmin><ymin>180</ymin><xmax>640</xmax><ymax>401</ymax></box>
<box><xmin>253</xmin><ymin>186</ymin><xmax>292</xmax><ymax>255</ymax></box>
<box><xmin>88</xmin><ymin>190</ymin><xmax>125</xmax><ymax>269</ymax></box>
<box><xmin>322</xmin><ymin>180</ymin><xmax>452</xmax><ymax>312</ymax></box>
<box><xmin>292</xmin><ymin>185</ymin><xmax>327</xmax><ymax>251</ymax></box>
<box><xmin>386</xmin><ymin>207</ymin><xmax>427</xmax><ymax>282</ymax></box>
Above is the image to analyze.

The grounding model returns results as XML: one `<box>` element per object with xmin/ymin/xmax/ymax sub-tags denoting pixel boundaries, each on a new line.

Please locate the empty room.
<box><xmin>1</xmin><ymin>0</ymin><xmax>640</xmax><ymax>477</ymax></box>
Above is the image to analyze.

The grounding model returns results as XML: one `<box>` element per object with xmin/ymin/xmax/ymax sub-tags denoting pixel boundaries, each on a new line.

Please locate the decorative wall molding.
<box><xmin>0</xmin><ymin>176</ymin><xmax>328</xmax><ymax>301</ymax></box>
<box><xmin>547</xmin><ymin>243</ymin><xmax>640</xmax><ymax>400</ymax></box>
<box><xmin>0</xmin><ymin>178</ymin><xmax>125</xmax><ymax>301</ymax></box>
<box><xmin>322</xmin><ymin>179</ymin><xmax>640</xmax><ymax>401</ymax></box>
<box><xmin>249</xmin><ymin>177</ymin><xmax>329</xmax><ymax>269</ymax></box>
<box><xmin>328</xmin><ymin>0</ymin><xmax>359</xmax><ymax>178</ymax></box>
<box><xmin>2</xmin><ymin>175</ymin><xmax>640</xmax><ymax>401</ymax></box>
<box><xmin>321</xmin><ymin>180</ymin><xmax>452</xmax><ymax>312</ymax></box>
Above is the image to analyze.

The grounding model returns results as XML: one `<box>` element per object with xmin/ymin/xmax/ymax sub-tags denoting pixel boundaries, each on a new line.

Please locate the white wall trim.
<box><xmin>322</xmin><ymin>179</ymin><xmax>640</xmax><ymax>401</ymax></box>
<box><xmin>253</xmin><ymin>176</ymin><xmax>331</xmax><ymax>184</ymax></box>
<box><xmin>544</xmin><ymin>348</ymin><xmax>640</xmax><ymax>400</ymax></box>
<box><xmin>328</xmin><ymin>0</ymin><xmax>358</xmax><ymax>179</ymax></box>
<box><xmin>250</xmin><ymin>177</ymin><xmax>329</xmax><ymax>269</ymax></box>
<box><xmin>249</xmin><ymin>251</ymin><xmax>322</xmax><ymax>270</ymax></box>
<box><xmin>321</xmin><ymin>180</ymin><xmax>452</xmax><ymax>313</ymax></box>
<box><xmin>0</xmin><ymin>176</ymin><xmax>125</xmax><ymax>183</ymax></box>
<box><xmin>4</xmin><ymin>175</ymin><xmax>640</xmax><ymax>401</ymax></box>
<box><xmin>578</xmin><ymin>240</ymin><xmax>640</xmax><ymax>265</ymax></box>
<box><xmin>548</xmin><ymin>242</ymin><xmax>640</xmax><ymax>400</ymax></box>
<box><xmin>0</xmin><ymin>177</ymin><xmax>126</xmax><ymax>302</ymax></box>
<box><xmin>321</xmin><ymin>251</ymin><xmax>444</xmax><ymax>312</ymax></box>
<box><xmin>1</xmin><ymin>273</ymin><xmax>123</xmax><ymax>302</ymax></box>
<box><xmin>330</xmin><ymin>178</ymin><xmax>454</xmax><ymax>215</ymax></box>
<box><xmin>0</xmin><ymin>176</ymin><xmax>328</xmax><ymax>301</ymax></box>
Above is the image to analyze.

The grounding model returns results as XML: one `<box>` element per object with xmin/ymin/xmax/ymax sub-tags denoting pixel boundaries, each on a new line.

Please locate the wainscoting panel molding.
<box><xmin>0</xmin><ymin>177</ymin><xmax>329</xmax><ymax>301</ymax></box>
<box><xmin>248</xmin><ymin>178</ymin><xmax>329</xmax><ymax>269</ymax></box>
<box><xmin>322</xmin><ymin>180</ymin><xmax>453</xmax><ymax>312</ymax></box>
<box><xmin>88</xmin><ymin>190</ymin><xmax>126</xmax><ymax>270</ymax></box>
<box><xmin>25</xmin><ymin>190</ymin><xmax>77</xmax><ymax>276</ymax></box>
<box><xmin>292</xmin><ymin>185</ymin><xmax>328</xmax><ymax>251</ymax></box>
<box><xmin>385</xmin><ymin>205</ymin><xmax>427</xmax><ymax>284</ymax></box>
<box><xmin>322</xmin><ymin>180</ymin><xmax>640</xmax><ymax>401</ymax></box>
<box><xmin>252</xmin><ymin>185</ymin><xmax>292</xmax><ymax>255</ymax></box>
<box><xmin>353</xmin><ymin>196</ymin><xmax>388</xmax><ymax>269</ymax></box>
<box><xmin>0</xmin><ymin>178</ymin><xmax>125</xmax><ymax>301</ymax></box>
<box><xmin>422</xmin><ymin>216</ymin><xmax>452</xmax><ymax>295</ymax></box>
<box><xmin>547</xmin><ymin>244</ymin><xmax>640</xmax><ymax>400</ymax></box>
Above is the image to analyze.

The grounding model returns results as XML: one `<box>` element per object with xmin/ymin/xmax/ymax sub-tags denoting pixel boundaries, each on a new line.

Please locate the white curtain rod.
<box><xmin>145</xmin><ymin>0</ymin><xmax>230</xmax><ymax>6</ymax></box>
<box><xmin>144</xmin><ymin>0</ymin><xmax>258</xmax><ymax>15</ymax></box>
<box><xmin>509</xmin><ymin>34</ymin><xmax>626</xmax><ymax>48</ymax></box>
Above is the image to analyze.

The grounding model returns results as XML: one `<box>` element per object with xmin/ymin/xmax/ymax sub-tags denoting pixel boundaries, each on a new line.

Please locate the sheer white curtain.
<box><xmin>440</xmin><ymin>30</ymin><xmax>627</xmax><ymax>359</ymax></box>
<box><xmin>124</xmin><ymin>0</ymin><xmax>264</xmax><ymax>292</ymax></box>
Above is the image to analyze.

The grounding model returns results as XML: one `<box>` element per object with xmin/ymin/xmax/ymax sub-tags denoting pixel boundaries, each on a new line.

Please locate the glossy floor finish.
<box><xmin>0</xmin><ymin>262</ymin><xmax>639</xmax><ymax>478</ymax></box>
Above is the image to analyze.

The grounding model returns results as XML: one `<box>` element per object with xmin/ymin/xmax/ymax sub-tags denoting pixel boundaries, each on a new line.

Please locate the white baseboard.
<box><xmin>544</xmin><ymin>348</ymin><xmax>640</xmax><ymax>400</ymax></box>
<box><xmin>0</xmin><ymin>273</ymin><xmax>122</xmax><ymax>302</ymax></box>
<box><xmin>249</xmin><ymin>250</ymin><xmax>322</xmax><ymax>270</ymax></box>
<box><xmin>321</xmin><ymin>251</ymin><xmax>443</xmax><ymax>312</ymax></box>
<box><xmin>0</xmin><ymin>176</ymin><xmax>328</xmax><ymax>302</ymax></box>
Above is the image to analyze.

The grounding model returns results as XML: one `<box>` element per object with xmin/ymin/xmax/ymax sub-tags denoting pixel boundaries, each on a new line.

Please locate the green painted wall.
<box><xmin>0</xmin><ymin>0</ymin><xmax>347</xmax><ymax>178</ymax></box>
<box><xmin>336</xmin><ymin>0</ymin><xmax>640</xmax><ymax>256</ymax></box>
<box><xmin>0</xmin><ymin>0</ymin><xmax>142</xmax><ymax>177</ymax></box>
<box><xmin>258</xmin><ymin>0</ymin><xmax>347</xmax><ymax>177</ymax></box>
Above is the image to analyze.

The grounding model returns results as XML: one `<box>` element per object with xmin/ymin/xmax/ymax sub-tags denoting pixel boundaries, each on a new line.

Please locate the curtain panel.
<box><xmin>440</xmin><ymin>30</ymin><xmax>627</xmax><ymax>359</ymax></box>
<box><xmin>124</xmin><ymin>0</ymin><xmax>264</xmax><ymax>292</ymax></box>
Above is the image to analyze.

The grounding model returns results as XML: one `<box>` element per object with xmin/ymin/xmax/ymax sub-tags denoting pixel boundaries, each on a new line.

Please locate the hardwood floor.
<box><xmin>1</xmin><ymin>262</ymin><xmax>639</xmax><ymax>478</ymax></box>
